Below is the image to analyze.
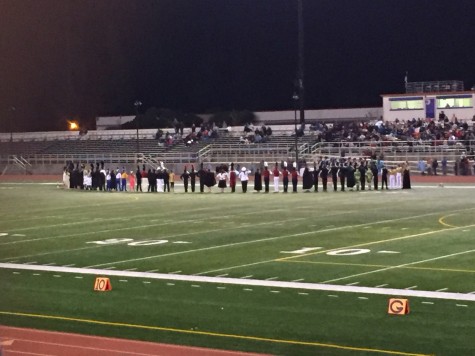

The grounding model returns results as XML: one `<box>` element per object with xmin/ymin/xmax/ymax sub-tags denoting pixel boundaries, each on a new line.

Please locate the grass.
<box><xmin>0</xmin><ymin>182</ymin><xmax>475</xmax><ymax>355</ymax></box>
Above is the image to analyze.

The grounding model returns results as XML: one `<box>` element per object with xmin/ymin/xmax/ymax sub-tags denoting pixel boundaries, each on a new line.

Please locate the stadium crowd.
<box><xmin>309</xmin><ymin>114</ymin><xmax>474</xmax><ymax>147</ymax></box>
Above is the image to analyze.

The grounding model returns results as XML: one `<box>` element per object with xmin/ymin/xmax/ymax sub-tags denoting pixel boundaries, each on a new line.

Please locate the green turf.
<box><xmin>1</xmin><ymin>183</ymin><xmax>475</xmax><ymax>355</ymax></box>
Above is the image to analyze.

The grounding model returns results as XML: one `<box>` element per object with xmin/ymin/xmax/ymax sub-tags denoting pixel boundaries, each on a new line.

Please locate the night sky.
<box><xmin>1</xmin><ymin>0</ymin><xmax>475</xmax><ymax>131</ymax></box>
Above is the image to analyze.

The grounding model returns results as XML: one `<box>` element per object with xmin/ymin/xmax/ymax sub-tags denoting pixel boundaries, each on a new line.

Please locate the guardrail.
<box><xmin>1</xmin><ymin>140</ymin><xmax>474</xmax><ymax>167</ymax></box>
<box><xmin>0</xmin><ymin>152</ymin><xmax>198</xmax><ymax>165</ymax></box>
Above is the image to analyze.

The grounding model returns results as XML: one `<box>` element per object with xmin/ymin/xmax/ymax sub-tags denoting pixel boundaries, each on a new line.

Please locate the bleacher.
<box><xmin>1</xmin><ymin>124</ymin><xmax>474</xmax><ymax>175</ymax></box>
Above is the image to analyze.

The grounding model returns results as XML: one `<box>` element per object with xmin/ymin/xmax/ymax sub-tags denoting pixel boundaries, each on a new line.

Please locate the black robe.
<box><xmin>346</xmin><ymin>165</ymin><xmax>356</xmax><ymax>188</ymax></box>
<box><xmin>402</xmin><ymin>169</ymin><xmax>411</xmax><ymax>189</ymax></box>
<box><xmin>204</xmin><ymin>171</ymin><xmax>216</xmax><ymax>187</ymax></box>
<box><xmin>302</xmin><ymin>168</ymin><xmax>313</xmax><ymax>190</ymax></box>
<box><xmin>254</xmin><ymin>172</ymin><xmax>262</xmax><ymax>191</ymax></box>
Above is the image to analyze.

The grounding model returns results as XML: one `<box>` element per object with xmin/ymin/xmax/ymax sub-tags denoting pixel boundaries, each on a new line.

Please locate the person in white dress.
<box><xmin>272</xmin><ymin>163</ymin><xmax>280</xmax><ymax>192</ymax></box>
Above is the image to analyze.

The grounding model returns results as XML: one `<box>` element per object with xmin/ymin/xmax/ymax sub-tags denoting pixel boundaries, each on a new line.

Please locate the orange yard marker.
<box><xmin>94</xmin><ymin>277</ymin><xmax>112</xmax><ymax>292</ymax></box>
<box><xmin>388</xmin><ymin>298</ymin><xmax>410</xmax><ymax>315</ymax></box>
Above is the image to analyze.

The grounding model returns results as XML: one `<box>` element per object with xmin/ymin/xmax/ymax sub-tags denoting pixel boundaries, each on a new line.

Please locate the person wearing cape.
<box><xmin>204</xmin><ymin>169</ymin><xmax>216</xmax><ymax>192</ymax></box>
<box><xmin>254</xmin><ymin>168</ymin><xmax>262</xmax><ymax>192</ymax></box>
<box><xmin>402</xmin><ymin>161</ymin><xmax>411</xmax><ymax>189</ymax></box>
<box><xmin>302</xmin><ymin>166</ymin><xmax>313</xmax><ymax>192</ymax></box>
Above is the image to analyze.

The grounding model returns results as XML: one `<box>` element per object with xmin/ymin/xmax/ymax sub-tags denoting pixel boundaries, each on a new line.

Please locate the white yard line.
<box><xmin>375</xmin><ymin>284</ymin><xmax>388</xmax><ymax>288</ymax></box>
<box><xmin>2</xmin><ymin>263</ymin><xmax>475</xmax><ymax>302</ymax></box>
<box><xmin>405</xmin><ymin>285</ymin><xmax>418</xmax><ymax>290</ymax></box>
<box><xmin>87</xmin><ymin>213</ymin><xmax>475</xmax><ymax>270</ymax></box>
<box><xmin>1</xmin><ymin>216</ymin><xmax>306</xmax><ymax>265</ymax></box>
<box><xmin>0</xmin><ymin>207</ymin><xmax>286</xmax><ymax>247</ymax></box>
<box><xmin>436</xmin><ymin>288</ymin><xmax>448</xmax><ymax>292</ymax></box>
<box><xmin>321</xmin><ymin>248</ymin><xmax>475</xmax><ymax>284</ymax></box>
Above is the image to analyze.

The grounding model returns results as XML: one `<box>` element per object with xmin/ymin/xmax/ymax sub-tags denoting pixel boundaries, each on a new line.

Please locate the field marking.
<box><xmin>1</xmin><ymin>215</ymin><xmax>307</xmax><ymax>263</ymax></box>
<box><xmin>279</xmin><ymin>256</ymin><xmax>475</xmax><ymax>274</ymax></box>
<box><xmin>145</xmin><ymin>269</ymin><xmax>159</xmax><ymax>273</ymax></box>
<box><xmin>421</xmin><ymin>302</ymin><xmax>434</xmax><ymax>305</ymax></box>
<box><xmin>321</xmin><ymin>247</ymin><xmax>475</xmax><ymax>284</ymax></box>
<box><xmin>277</xmin><ymin>221</ymin><xmax>475</xmax><ymax>263</ymax></box>
<box><xmin>0</xmin><ymin>207</ymin><xmax>289</xmax><ymax>247</ymax></box>
<box><xmin>1</xmin><ymin>263</ymin><xmax>475</xmax><ymax>302</ymax></box>
<box><xmin>405</xmin><ymin>286</ymin><xmax>418</xmax><ymax>290</ymax></box>
<box><xmin>436</xmin><ymin>288</ymin><xmax>448</xmax><ymax>292</ymax></box>
<box><xmin>375</xmin><ymin>284</ymin><xmax>388</xmax><ymax>288</ymax></box>
<box><xmin>438</xmin><ymin>214</ymin><xmax>457</xmax><ymax>228</ymax></box>
<box><xmin>87</xmin><ymin>210</ymin><xmax>475</xmax><ymax>270</ymax></box>
<box><xmin>0</xmin><ymin>311</ymin><xmax>430</xmax><ymax>356</ymax></box>
<box><xmin>456</xmin><ymin>304</ymin><xmax>468</xmax><ymax>307</ymax></box>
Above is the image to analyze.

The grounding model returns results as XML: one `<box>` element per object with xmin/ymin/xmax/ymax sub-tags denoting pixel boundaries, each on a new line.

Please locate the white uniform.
<box><xmin>272</xmin><ymin>168</ymin><xmax>280</xmax><ymax>192</ymax></box>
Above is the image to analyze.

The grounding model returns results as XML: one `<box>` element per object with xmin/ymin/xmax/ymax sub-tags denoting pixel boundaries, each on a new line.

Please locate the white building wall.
<box><xmin>96</xmin><ymin>115</ymin><xmax>135</xmax><ymax>130</ymax></box>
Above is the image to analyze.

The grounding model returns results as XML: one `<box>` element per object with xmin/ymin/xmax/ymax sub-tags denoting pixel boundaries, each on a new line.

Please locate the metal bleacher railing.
<box><xmin>1</xmin><ymin>127</ymin><xmax>474</xmax><ymax>170</ymax></box>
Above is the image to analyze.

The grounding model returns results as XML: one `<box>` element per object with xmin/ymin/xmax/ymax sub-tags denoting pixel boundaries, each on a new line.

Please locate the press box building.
<box><xmin>381</xmin><ymin>80</ymin><xmax>475</xmax><ymax>122</ymax></box>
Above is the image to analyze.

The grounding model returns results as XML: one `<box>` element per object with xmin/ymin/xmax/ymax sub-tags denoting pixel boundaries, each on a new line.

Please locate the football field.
<box><xmin>1</xmin><ymin>182</ymin><xmax>474</xmax><ymax>355</ymax></box>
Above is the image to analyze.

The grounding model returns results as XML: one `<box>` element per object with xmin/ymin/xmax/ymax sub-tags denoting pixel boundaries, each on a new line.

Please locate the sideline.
<box><xmin>0</xmin><ymin>311</ymin><xmax>431</xmax><ymax>356</ymax></box>
<box><xmin>1</xmin><ymin>263</ymin><xmax>475</xmax><ymax>302</ymax></box>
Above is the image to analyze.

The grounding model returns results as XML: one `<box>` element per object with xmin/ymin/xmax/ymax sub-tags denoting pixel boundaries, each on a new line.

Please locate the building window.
<box><xmin>389</xmin><ymin>97</ymin><xmax>424</xmax><ymax>110</ymax></box>
<box><xmin>436</xmin><ymin>95</ymin><xmax>473</xmax><ymax>109</ymax></box>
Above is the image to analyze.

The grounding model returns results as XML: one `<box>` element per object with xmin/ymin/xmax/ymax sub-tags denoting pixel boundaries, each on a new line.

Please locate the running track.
<box><xmin>0</xmin><ymin>326</ymin><xmax>267</xmax><ymax>356</ymax></box>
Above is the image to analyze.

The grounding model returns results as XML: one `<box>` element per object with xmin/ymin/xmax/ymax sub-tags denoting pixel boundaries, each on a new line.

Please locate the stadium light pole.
<box><xmin>134</xmin><ymin>100</ymin><xmax>142</xmax><ymax>156</ymax></box>
<box><xmin>292</xmin><ymin>92</ymin><xmax>299</xmax><ymax>167</ymax></box>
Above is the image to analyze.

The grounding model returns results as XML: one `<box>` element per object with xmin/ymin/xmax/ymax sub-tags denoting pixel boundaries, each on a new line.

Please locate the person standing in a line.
<box><xmin>312</xmin><ymin>162</ymin><xmax>320</xmax><ymax>192</ymax></box>
<box><xmin>229</xmin><ymin>163</ymin><xmax>237</xmax><ymax>193</ymax></box>
<box><xmin>181</xmin><ymin>167</ymin><xmax>190</xmax><ymax>193</ymax></box>
<box><xmin>331</xmin><ymin>161</ymin><xmax>339</xmax><ymax>192</ymax></box>
<box><xmin>263</xmin><ymin>163</ymin><xmax>270</xmax><ymax>193</ymax></box>
<box><xmin>198</xmin><ymin>163</ymin><xmax>206</xmax><ymax>193</ymax></box>
<box><xmin>190</xmin><ymin>165</ymin><xmax>197</xmax><ymax>192</ymax></box>
<box><xmin>129</xmin><ymin>171</ymin><xmax>135</xmax><ymax>192</ymax></box>
<box><xmin>320</xmin><ymin>163</ymin><xmax>328</xmax><ymax>192</ymax></box>
<box><xmin>282</xmin><ymin>163</ymin><xmax>289</xmax><ymax>193</ymax></box>
<box><xmin>238</xmin><ymin>167</ymin><xmax>250</xmax><ymax>193</ymax></box>
<box><xmin>291</xmin><ymin>166</ymin><xmax>298</xmax><ymax>193</ymax></box>
<box><xmin>216</xmin><ymin>169</ymin><xmax>228</xmax><ymax>193</ymax></box>
<box><xmin>272</xmin><ymin>162</ymin><xmax>280</xmax><ymax>193</ymax></box>
<box><xmin>381</xmin><ymin>165</ymin><xmax>388</xmax><ymax>190</ymax></box>
<box><xmin>169</xmin><ymin>170</ymin><xmax>175</xmax><ymax>192</ymax></box>
<box><xmin>135</xmin><ymin>167</ymin><xmax>142</xmax><ymax>192</ymax></box>
<box><xmin>254</xmin><ymin>168</ymin><xmax>262</xmax><ymax>193</ymax></box>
